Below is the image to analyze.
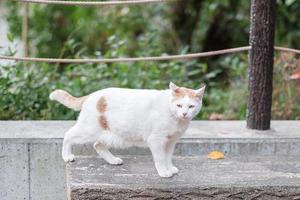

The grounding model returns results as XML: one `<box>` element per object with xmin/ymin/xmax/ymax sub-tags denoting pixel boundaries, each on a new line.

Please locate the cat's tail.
<box><xmin>49</xmin><ymin>89</ymin><xmax>88</xmax><ymax>111</ymax></box>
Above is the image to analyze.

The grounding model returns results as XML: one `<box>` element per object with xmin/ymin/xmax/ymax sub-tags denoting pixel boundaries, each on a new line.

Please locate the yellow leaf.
<box><xmin>207</xmin><ymin>150</ymin><xmax>225</xmax><ymax>160</ymax></box>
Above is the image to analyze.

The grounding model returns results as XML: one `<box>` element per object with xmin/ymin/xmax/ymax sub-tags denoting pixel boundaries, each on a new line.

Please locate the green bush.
<box><xmin>1</xmin><ymin>1</ymin><xmax>300</xmax><ymax>120</ymax></box>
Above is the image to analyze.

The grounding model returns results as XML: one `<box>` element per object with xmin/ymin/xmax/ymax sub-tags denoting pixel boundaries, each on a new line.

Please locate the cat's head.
<box><xmin>169</xmin><ymin>82</ymin><xmax>206</xmax><ymax>121</ymax></box>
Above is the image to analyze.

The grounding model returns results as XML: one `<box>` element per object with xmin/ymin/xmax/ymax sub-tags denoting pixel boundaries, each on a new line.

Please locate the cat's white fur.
<box><xmin>50</xmin><ymin>82</ymin><xmax>205</xmax><ymax>178</ymax></box>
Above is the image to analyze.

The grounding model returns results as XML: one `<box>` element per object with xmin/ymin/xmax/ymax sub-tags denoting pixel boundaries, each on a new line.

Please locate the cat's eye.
<box><xmin>189</xmin><ymin>105</ymin><xmax>195</xmax><ymax>108</ymax></box>
<box><xmin>176</xmin><ymin>104</ymin><xmax>182</xmax><ymax>108</ymax></box>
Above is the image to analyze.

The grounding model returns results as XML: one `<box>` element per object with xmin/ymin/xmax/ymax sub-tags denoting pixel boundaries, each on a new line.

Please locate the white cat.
<box><xmin>50</xmin><ymin>82</ymin><xmax>205</xmax><ymax>178</ymax></box>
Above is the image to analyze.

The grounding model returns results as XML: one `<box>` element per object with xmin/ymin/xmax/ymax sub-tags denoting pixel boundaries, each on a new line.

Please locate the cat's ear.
<box><xmin>169</xmin><ymin>82</ymin><xmax>180</xmax><ymax>95</ymax></box>
<box><xmin>195</xmin><ymin>84</ymin><xmax>206</xmax><ymax>99</ymax></box>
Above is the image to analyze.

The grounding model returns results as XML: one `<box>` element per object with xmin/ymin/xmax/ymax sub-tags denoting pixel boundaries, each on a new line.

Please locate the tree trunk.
<box><xmin>22</xmin><ymin>3</ymin><xmax>29</xmax><ymax>57</ymax></box>
<box><xmin>172</xmin><ymin>0</ymin><xmax>203</xmax><ymax>47</ymax></box>
<box><xmin>247</xmin><ymin>0</ymin><xmax>276</xmax><ymax>130</ymax></box>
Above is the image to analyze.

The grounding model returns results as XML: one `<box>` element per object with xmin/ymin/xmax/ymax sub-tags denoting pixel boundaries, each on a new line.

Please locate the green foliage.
<box><xmin>0</xmin><ymin>60</ymin><xmax>207</xmax><ymax>120</ymax></box>
<box><xmin>272</xmin><ymin>53</ymin><xmax>300</xmax><ymax>119</ymax></box>
<box><xmin>1</xmin><ymin>1</ymin><xmax>300</xmax><ymax>120</ymax></box>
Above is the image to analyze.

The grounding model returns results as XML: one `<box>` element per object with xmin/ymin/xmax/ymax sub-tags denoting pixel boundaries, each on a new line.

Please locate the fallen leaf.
<box><xmin>209</xmin><ymin>113</ymin><xmax>225</xmax><ymax>120</ymax></box>
<box><xmin>208</xmin><ymin>151</ymin><xmax>225</xmax><ymax>160</ymax></box>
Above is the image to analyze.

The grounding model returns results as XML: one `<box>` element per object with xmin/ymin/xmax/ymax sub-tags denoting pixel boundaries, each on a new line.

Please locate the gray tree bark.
<box><xmin>247</xmin><ymin>0</ymin><xmax>276</xmax><ymax>130</ymax></box>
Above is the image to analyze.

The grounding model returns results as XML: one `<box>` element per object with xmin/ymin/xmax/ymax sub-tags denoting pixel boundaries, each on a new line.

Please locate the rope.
<box><xmin>0</xmin><ymin>46</ymin><xmax>250</xmax><ymax>64</ymax></box>
<box><xmin>274</xmin><ymin>46</ymin><xmax>300</xmax><ymax>55</ymax></box>
<box><xmin>0</xmin><ymin>46</ymin><xmax>299</xmax><ymax>64</ymax></box>
<box><xmin>15</xmin><ymin>0</ymin><xmax>176</xmax><ymax>6</ymax></box>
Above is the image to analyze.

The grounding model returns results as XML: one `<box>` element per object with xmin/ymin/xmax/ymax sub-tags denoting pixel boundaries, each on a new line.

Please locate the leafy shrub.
<box><xmin>1</xmin><ymin>1</ymin><xmax>300</xmax><ymax>120</ymax></box>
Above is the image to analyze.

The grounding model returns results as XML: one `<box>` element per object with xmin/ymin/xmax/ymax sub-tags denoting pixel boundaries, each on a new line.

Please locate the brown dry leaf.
<box><xmin>207</xmin><ymin>151</ymin><xmax>225</xmax><ymax>160</ymax></box>
<box><xmin>209</xmin><ymin>113</ymin><xmax>225</xmax><ymax>120</ymax></box>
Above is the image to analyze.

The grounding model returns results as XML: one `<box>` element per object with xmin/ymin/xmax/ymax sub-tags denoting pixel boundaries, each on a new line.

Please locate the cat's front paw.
<box><xmin>158</xmin><ymin>170</ymin><xmax>173</xmax><ymax>178</ymax></box>
<box><xmin>170</xmin><ymin>166</ymin><xmax>179</xmax><ymax>174</ymax></box>
<box><xmin>63</xmin><ymin>154</ymin><xmax>75</xmax><ymax>162</ymax></box>
<box><xmin>108</xmin><ymin>157</ymin><xmax>123</xmax><ymax>165</ymax></box>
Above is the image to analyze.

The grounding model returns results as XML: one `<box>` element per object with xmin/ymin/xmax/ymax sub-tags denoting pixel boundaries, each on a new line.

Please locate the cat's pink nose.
<box><xmin>183</xmin><ymin>113</ymin><xmax>187</xmax><ymax>117</ymax></box>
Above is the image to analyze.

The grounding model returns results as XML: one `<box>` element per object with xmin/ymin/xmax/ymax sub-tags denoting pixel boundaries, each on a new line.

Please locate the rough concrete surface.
<box><xmin>67</xmin><ymin>156</ymin><xmax>300</xmax><ymax>200</ymax></box>
<box><xmin>0</xmin><ymin>142</ymin><xmax>67</xmax><ymax>200</ymax></box>
<box><xmin>1</xmin><ymin>121</ymin><xmax>300</xmax><ymax>200</ymax></box>
<box><xmin>1</xmin><ymin>120</ymin><xmax>300</xmax><ymax>157</ymax></box>
<box><xmin>1</xmin><ymin>120</ymin><xmax>300</xmax><ymax>140</ymax></box>
<box><xmin>0</xmin><ymin>143</ymin><xmax>30</xmax><ymax>200</ymax></box>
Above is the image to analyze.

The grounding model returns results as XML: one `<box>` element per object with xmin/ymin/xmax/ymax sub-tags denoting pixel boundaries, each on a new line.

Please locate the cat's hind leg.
<box><xmin>93</xmin><ymin>141</ymin><xmax>123</xmax><ymax>165</ymax></box>
<box><xmin>62</xmin><ymin>125</ymin><xmax>81</xmax><ymax>162</ymax></box>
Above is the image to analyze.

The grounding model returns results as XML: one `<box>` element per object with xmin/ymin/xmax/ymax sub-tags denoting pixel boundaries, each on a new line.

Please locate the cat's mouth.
<box><xmin>180</xmin><ymin>116</ymin><xmax>190</xmax><ymax>120</ymax></box>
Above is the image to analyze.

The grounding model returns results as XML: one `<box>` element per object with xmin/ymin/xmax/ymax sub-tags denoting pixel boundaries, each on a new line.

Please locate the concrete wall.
<box><xmin>1</xmin><ymin>142</ymin><xmax>66</xmax><ymax>200</ymax></box>
<box><xmin>0</xmin><ymin>121</ymin><xmax>71</xmax><ymax>200</ymax></box>
<box><xmin>0</xmin><ymin>121</ymin><xmax>299</xmax><ymax>200</ymax></box>
<box><xmin>0</xmin><ymin>141</ymin><xmax>66</xmax><ymax>200</ymax></box>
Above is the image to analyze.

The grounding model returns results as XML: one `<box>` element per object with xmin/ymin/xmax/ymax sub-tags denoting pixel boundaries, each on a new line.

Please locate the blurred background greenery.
<box><xmin>0</xmin><ymin>0</ymin><xmax>299</xmax><ymax>120</ymax></box>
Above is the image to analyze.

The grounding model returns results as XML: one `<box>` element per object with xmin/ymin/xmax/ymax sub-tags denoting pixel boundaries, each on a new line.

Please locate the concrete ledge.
<box><xmin>1</xmin><ymin>120</ymin><xmax>300</xmax><ymax>156</ymax></box>
<box><xmin>67</xmin><ymin>156</ymin><xmax>300</xmax><ymax>199</ymax></box>
<box><xmin>1</xmin><ymin>120</ymin><xmax>299</xmax><ymax>200</ymax></box>
<box><xmin>70</xmin><ymin>186</ymin><xmax>300</xmax><ymax>200</ymax></box>
<box><xmin>1</xmin><ymin>120</ymin><xmax>300</xmax><ymax>140</ymax></box>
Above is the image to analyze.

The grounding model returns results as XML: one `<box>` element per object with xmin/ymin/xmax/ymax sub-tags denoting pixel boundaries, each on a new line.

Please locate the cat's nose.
<box><xmin>183</xmin><ymin>113</ymin><xmax>187</xmax><ymax>117</ymax></box>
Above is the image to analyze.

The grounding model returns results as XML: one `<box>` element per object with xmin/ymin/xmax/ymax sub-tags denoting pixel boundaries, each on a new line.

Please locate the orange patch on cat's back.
<box><xmin>97</xmin><ymin>96</ymin><xmax>110</xmax><ymax>130</ymax></box>
<box><xmin>99</xmin><ymin>115</ymin><xmax>109</xmax><ymax>130</ymax></box>
<box><xmin>97</xmin><ymin>96</ymin><xmax>107</xmax><ymax>113</ymax></box>
<box><xmin>173</xmin><ymin>87</ymin><xmax>197</xmax><ymax>100</ymax></box>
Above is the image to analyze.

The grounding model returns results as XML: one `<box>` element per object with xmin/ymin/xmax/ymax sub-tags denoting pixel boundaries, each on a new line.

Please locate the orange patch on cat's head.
<box><xmin>169</xmin><ymin>82</ymin><xmax>205</xmax><ymax>101</ymax></box>
<box><xmin>171</xmin><ymin>86</ymin><xmax>198</xmax><ymax>102</ymax></box>
<box><xmin>173</xmin><ymin>87</ymin><xmax>197</xmax><ymax>100</ymax></box>
<box><xmin>97</xmin><ymin>96</ymin><xmax>107</xmax><ymax>113</ymax></box>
